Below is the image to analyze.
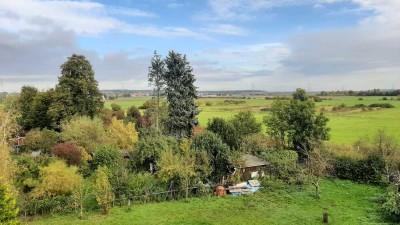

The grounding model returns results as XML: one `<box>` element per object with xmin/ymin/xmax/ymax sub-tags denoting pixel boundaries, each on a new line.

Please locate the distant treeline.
<box><xmin>319</xmin><ymin>89</ymin><xmax>400</xmax><ymax>96</ymax></box>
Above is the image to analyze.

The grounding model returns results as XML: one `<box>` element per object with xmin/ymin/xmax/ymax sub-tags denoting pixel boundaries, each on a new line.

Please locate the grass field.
<box><xmin>25</xmin><ymin>179</ymin><xmax>386</xmax><ymax>225</ymax></box>
<box><xmin>105</xmin><ymin>96</ymin><xmax>400</xmax><ymax>145</ymax></box>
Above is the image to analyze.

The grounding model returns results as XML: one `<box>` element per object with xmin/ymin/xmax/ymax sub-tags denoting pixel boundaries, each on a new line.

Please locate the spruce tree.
<box><xmin>164</xmin><ymin>51</ymin><xmax>199</xmax><ymax>138</ymax></box>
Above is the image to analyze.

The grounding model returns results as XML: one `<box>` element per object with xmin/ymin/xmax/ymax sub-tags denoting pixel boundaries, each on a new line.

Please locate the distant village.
<box><xmin>100</xmin><ymin>89</ymin><xmax>298</xmax><ymax>100</ymax></box>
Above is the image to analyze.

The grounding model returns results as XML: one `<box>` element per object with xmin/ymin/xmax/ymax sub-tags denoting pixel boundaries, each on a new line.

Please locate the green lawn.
<box><xmin>25</xmin><ymin>179</ymin><xmax>386</xmax><ymax>225</ymax></box>
<box><xmin>106</xmin><ymin>96</ymin><xmax>400</xmax><ymax>145</ymax></box>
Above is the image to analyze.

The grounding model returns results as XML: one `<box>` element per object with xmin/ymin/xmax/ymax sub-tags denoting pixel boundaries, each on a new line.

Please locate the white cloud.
<box><xmin>190</xmin><ymin>43</ymin><xmax>290</xmax><ymax>84</ymax></box>
<box><xmin>201</xmin><ymin>24</ymin><xmax>247</xmax><ymax>36</ymax></box>
<box><xmin>0</xmin><ymin>0</ymin><xmax>118</xmax><ymax>35</ymax></box>
<box><xmin>107</xmin><ymin>6</ymin><xmax>157</xmax><ymax>17</ymax></box>
<box><xmin>167</xmin><ymin>2</ymin><xmax>184</xmax><ymax>9</ymax></box>
<box><xmin>313</xmin><ymin>3</ymin><xmax>325</xmax><ymax>9</ymax></box>
<box><xmin>197</xmin><ymin>0</ymin><xmax>311</xmax><ymax>21</ymax></box>
<box><xmin>0</xmin><ymin>0</ymin><xmax>204</xmax><ymax>39</ymax></box>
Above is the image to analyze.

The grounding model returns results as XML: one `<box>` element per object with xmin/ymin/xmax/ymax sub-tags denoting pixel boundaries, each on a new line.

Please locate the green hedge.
<box><xmin>333</xmin><ymin>154</ymin><xmax>386</xmax><ymax>184</ymax></box>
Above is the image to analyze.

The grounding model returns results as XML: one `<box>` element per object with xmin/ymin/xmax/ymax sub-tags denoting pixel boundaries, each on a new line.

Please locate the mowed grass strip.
<box><xmin>25</xmin><ymin>179</ymin><xmax>385</xmax><ymax>225</ymax></box>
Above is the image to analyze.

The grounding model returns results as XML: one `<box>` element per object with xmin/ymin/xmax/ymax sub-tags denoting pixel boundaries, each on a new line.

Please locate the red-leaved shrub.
<box><xmin>51</xmin><ymin>143</ymin><xmax>82</xmax><ymax>166</ymax></box>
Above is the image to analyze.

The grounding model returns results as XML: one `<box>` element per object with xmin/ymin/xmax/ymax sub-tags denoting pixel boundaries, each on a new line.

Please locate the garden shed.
<box><xmin>238</xmin><ymin>154</ymin><xmax>269</xmax><ymax>180</ymax></box>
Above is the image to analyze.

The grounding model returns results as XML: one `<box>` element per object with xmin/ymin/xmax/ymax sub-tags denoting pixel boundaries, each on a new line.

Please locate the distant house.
<box><xmin>16</xmin><ymin>137</ymin><xmax>25</xmax><ymax>146</ymax></box>
<box><xmin>237</xmin><ymin>154</ymin><xmax>269</xmax><ymax>180</ymax></box>
<box><xmin>13</xmin><ymin>137</ymin><xmax>25</xmax><ymax>153</ymax></box>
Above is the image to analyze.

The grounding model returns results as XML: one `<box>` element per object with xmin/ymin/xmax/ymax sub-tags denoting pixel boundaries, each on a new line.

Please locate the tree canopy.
<box><xmin>57</xmin><ymin>54</ymin><xmax>103</xmax><ymax>118</ymax></box>
<box><xmin>164</xmin><ymin>51</ymin><xmax>199</xmax><ymax>138</ymax></box>
<box><xmin>264</xmin><ymin>89</ymin><xmax>330</xmax><ymax>160</ymax></box>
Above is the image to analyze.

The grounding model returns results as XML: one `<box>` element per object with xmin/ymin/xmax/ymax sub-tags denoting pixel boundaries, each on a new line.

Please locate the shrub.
<box><xmin>333</xmin><ymin>154</ymin><xmax>386</xmax><ymax>184</ymax></box>
<box><xmin>138</xmin><ymin>100</ymin><xmax>156</xmax><ymax>110</ymax></box>
<box><xmin>129</xmin><ymin>133</ymin><xmax>178</xmax><ymax>172</ymax></box>
<box><xmin>312</xmin><ymin>96</ymin><xmax>322</xmax><ymax>102</ymax></box>
<box><xmin>126</xmin><ymin>172</ymin><xmax>167</xmax><ymax>197</ymax></box>
<box><xmin>91</xmin><ymin>144</ymin><xmax>122</xmax><ymax>170</ymax></box>
<box><xmin>358</xmin><ymin>98</ymin><xmax>363</xmax><ymax>100</ymax></box>
<box><xmin>126</xmin><ymin>106</ymin><xmax>141</xmax><ymax>121</ymax></box>
<box><xmin>111</xmin><ymin>103</ymin><xmax>121</xmax><ymax>111</ymax></box>
<box><xmin>61</xmin><ymin>116</ymin><xmax>109</xmax><ymax>153</ymax></box>
<box><xmin>51</xmin><ymin>143</ymin><xmax>86</xmax><ymax>166</ymax></box>
<box><xmin>107</xmin><ymin>117</ymin><xmax>138</xmax><ymax>151</ymax></box>
<box><xmin>260</xmin><ymin>150</ymin><xmax>300</xmax><ymax>184</ymax></box>
<box><xmin>369</xmin><ymin>103</ymin><xmax>395</xmax><ymax>108</ymax></box>
<box><xmin>382</xmin><ymin>185</ymin><xmax>400</xmax><ymax>222</ymax></box>
<box><xmin>353</xmin><ymin>104</ymin><xmax>367</xmax><ymax>108</ymax></box>
<box><xmin>100</xmin><ymin>108</ymin><xmax>113</xmax><ymax>126</ymax></box>
<box><xmin>94</xmin><ymin>166</ymin><xmax>112</xmax><ymax>214</ymax></box>
<box><xmin>382</xmin><ymin>97</ymin><xmax>388</xmax><ymax>101</ymax></box>
<box><xmin>241</xmin><ymin>134</ymin><xmax>274</xmax><ymax>156</ymax></box>
<box><xmin>223</xmin><ymin>100</ymin><xmax>246</xmax><ymax>105</ymax></box>
<box><xmin>192</xmin><ymin>131</ymin><xmax>230</xmax><ymax>182</ymax></box>
<box><xmin>205</xmin><ymin>101</ymin><xmax>212</xmax><ymax>106</ymax></box>
<box><xmin>23</xmin><ymin>129</ymin><xmax>60</xmax><ymax>154</ymax></box>
<box><xmin>207</xmin><ymin>117</ymin><xmax>240</xmax><ymax>150</ymax></box>
<box><xmin>0</xmin><ymin>184</ymin><xmax>20</xmax><ymax>225</ymax></box>
<box><xmin>112</xmin><ymin>109</ymin><xmax>125</xmax><ymax>120</ymax></box>
<box><xmin>21</xmin><ymin>195</ymin><xmax>75</xmax><ymax>216</ymax></box>
<box><xmin>32</xmin><ymin>160</ymin><xmax>82</xmax><ymax>198</ymax></box>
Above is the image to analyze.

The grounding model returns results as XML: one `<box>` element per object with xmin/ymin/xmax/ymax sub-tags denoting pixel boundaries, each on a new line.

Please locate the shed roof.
<box><xmin>240</xmin><ymin>154</ymin><xmax>269</xmax><ymax>168</ymax></box>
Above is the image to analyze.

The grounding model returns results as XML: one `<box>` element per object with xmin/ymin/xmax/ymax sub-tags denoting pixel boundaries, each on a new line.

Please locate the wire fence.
<box><xmin>112</xmin><ymin>186</ymin><xmax>207</xmax><ymax>206</ymax></box>
<box><xmin>20</xmin><ymin>186</ymin><xmax>212</xmax><ymax>216</ymax></box>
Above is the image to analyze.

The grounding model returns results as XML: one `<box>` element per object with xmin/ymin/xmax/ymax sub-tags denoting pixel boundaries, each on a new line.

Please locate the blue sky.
<box><xmin>0</xmin><ymin>0</ymin><xmax>399</xmax><ymax>91</ymax></box>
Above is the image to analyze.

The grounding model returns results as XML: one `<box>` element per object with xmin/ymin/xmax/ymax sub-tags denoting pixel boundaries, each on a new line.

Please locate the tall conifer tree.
<box><xmin>164</xmin><ymin>51</ymin><xmax>199</xmax><ymax>138</ymax></box>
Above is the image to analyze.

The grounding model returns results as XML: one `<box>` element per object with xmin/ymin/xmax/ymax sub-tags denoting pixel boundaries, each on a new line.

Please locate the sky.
<box><xmin>0</xmin><ymin>0</ymin><xmax>399</xmax><ymax>92</ymax></box>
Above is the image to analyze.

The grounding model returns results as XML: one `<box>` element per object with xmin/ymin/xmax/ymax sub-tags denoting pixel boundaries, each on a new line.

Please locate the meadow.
<box><xmin>26</xmin><ymin>179</ymin><xmax>386</xmax><ymax>225</ymax></box>
<box><xmin>105</xmin><ymin>96</ymin><xmax>400</xmax><ymax>145</ymax></box>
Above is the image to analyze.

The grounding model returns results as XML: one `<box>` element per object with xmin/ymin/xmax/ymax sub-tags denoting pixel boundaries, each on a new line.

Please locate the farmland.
<box><xmin>25</xmin><ymin>179</ymin><xmax>386</xmax><ymax>225</ymax></box>
<box><xmin>105</xmin><ymin>96</ymin><xmax>400</xmax><ymax>145</ymax></box>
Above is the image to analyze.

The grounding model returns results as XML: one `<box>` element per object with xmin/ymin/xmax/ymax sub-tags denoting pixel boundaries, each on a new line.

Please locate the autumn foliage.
<box><xmin>51</xmin><ymin>143</ymin><xmax>84</xmax><ymax>166</ymax></box>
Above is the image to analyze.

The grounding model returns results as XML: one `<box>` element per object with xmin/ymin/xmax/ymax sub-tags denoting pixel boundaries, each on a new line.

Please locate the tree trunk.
<box><xmin>156</xmin><ymin>88</ymin><xmax>160</xmax><ymax>131</ymax></box>
<box><xmin>312</xmin><ymin>181</ymin><xmax>320</xmax><ymax>199</ymax></box>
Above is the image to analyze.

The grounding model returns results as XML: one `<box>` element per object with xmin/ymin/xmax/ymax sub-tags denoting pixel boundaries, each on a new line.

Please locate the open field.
<box><xmin>105</xmin><ymin>96</ymin><xmax>400</xmax><ymax>145</ymax></box>
<box><xmin>25</xmin><ymin>179</ymin><xmax>386</xmax><ymax>225</ymax></box>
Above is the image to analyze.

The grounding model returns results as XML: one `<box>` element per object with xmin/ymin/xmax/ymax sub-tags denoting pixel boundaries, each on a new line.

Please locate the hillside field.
<box><xmin>105</xmin><ymin>96</ymin><xmax>400</xmax><ymax>145</ymax></box>
<box><xmin>25</xmin><ymin>179</ymin><xmax>386</xmax><ymax>225</ymax></box>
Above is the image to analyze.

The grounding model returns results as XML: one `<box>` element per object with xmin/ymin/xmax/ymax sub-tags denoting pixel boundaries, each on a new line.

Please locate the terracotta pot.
<box><xmin>215</xmin><ymin>185</ymin><xmax>226</xmax><ymax>196</ymax></box>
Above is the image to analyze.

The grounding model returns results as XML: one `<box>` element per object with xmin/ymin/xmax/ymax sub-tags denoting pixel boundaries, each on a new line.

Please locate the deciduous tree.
<box><xmin>57</xmin><ymin>54</ymin><xmax>103</xmax><ymax>119</ymax></box>
<box><xmin>207</xmin><ymin>117</ymin><xmax>240</xmax><ymax>150</ymax></box>
<box><xmin>230</xmin><ymin>111</ymin><xmax>262</xmax><ymax>140</ymax></box>
<box><xmin>264</xmin><ymin>89</ymin><xmax>330</xmax><ymax>160</ymax></box>
<box><xmin>107</xmin><ymin>117</ymin><xmax>138</xmax><ymax>151</ymax></box>
<box><xmin>17</xmin><ymin>85</ymin><xmax>38</xmax><ymax>130</ymax></box>
<box><xmin>94</xmin><ymin>166</ymin><xmax>112</xmax><ymax>214</ymax></box>
<box><xmin>192</xmin><ymin>131</ymin><xmax>230</xmax><ymax>182</ymax></box>
<box><xmin>148</xmin><ymin>51</ymin><xmax>166</xmax><ymax>131</ymax></box>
